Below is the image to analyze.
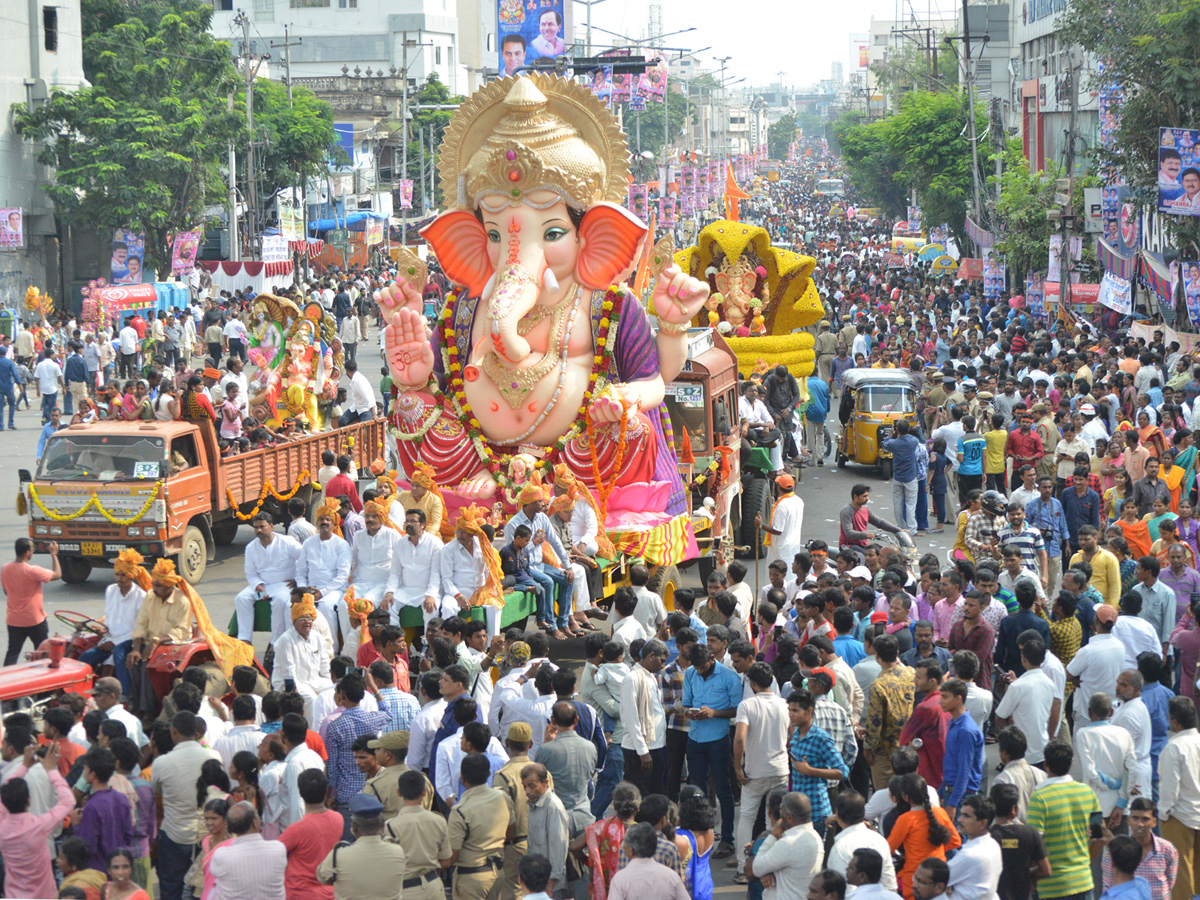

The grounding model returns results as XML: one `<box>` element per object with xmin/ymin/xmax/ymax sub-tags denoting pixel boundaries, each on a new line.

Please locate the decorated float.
<box><xmin>373</xmin><ymin>74</ymin><xmax>720</xmax><ymax>575</ymax></box>
<box><xmin>674</xmin><ymin>220</ymin><xmax>824</xmax><ymax>377</ymax></box>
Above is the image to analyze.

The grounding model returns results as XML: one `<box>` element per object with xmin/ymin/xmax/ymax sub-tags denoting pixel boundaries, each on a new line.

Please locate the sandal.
<box><xmin>733</xmin><ymin>873</ymin><xmax>749</xmax><ymax>885</ymax></box>
<box><xmin>549</xmin><ymin>629</ymin><xmax>568</xmax><ymax>641</ymax></box>
<box><xmin>929</xmin><ymin>528</ymin><xmax>945</xmax><ymax>534</ymax></box>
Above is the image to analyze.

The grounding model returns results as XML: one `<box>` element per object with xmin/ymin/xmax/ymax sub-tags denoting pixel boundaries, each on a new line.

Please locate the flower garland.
<box><xmin>29</xmin><ymin>482</ymin><xmax>160</xmax><ymax>525</ymax></box>
<box><xmin>587</xmin><ymin>397</ymin><xmax>631</xmax><ymax>524</ymax></box>
<box><xmin>437</xmin><ymin>285</ymin><xmax>626</xmax><ymax>493</ymax></box>
<box><xmin>687</xmin><ymin>457</ymin><xmax>721</xmax><ymax>489</ymax></box>
<box><xmin>226</xmin><ymin>470</ymin><xmax>312</xmax><ymax>521</ymax></box>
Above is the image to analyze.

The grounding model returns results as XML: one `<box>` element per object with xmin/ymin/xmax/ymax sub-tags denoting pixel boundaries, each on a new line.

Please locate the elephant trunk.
<box><xmin>487</xmin><ymin>261</ymin><xmax>552</xmax><ymax>364</ymax></box>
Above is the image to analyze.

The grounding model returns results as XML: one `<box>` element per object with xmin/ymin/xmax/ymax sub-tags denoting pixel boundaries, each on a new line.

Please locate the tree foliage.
<box><xmin>831</xmin><ymin>112</ymin><xmax>908</xmax><ymax>218</ymax></box>
<box><xmin>12</xmin><ymin>0</ymin><xmax>240</xmax><ymax>277</ymax></box>
<box><xmin>1062</xmin><ymin>0</ymin><xmax>1200</xmax><ymax>249</ymax></box>
<box><xmin>246</xmin><ymin>80</ymin><xmax>340</xmax><ymax>209</ymax></box>
<box><xmin>768</xmin><ymin>114</ymin><xmax>797</xmax><ymax>160</ymax></box>
<box><xmin>870</xmin><ymin>39</ymin><xmax>960</xmax><ymax>112</ymax></box>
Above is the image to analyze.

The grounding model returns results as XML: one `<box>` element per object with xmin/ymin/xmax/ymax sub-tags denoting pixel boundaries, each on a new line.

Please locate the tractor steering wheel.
<box><xmin>54</xmin><ymin>611</ymin><xmax>107</xmax><ymax>636</ymax></box>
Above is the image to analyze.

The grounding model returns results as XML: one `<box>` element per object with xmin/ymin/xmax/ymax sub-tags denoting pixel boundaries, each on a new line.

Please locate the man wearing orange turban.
<box><xmin>546</xmin><ymin>494</ymin><xmax>598</xmax><ymax>636</ymax></box>
<box><xmin>505</xmin><ymin>478</ymin><xmax>575</xmax><ymax>639</ymax></box>
<box><xmin>271</xmin><ymin>592</ymin><xmax>333</xmax><ymax>722</ymax></box>
<box><xmin>78</xmin><ymin>549</ymin><xmax>150</xmax><ymax>697</ymax></box>
<box><xmin>297</xmin><ymin>501</ymin><xmax>353</xmax><ymax>652</ymax></box>
<box><xmin>439</xmin><ymin>505</ymin><xmax>508</xmax><ymax>639</ymax></box>
<box><xmin>757</xmin><ymin>472</ymin><xmax>805</xmax><ymax>570</ymax></box>
<box><xmin>349</xmin><ymin>499</ymin><xmax>404</xmax><ymax>611</ymax></box>
<box><xmin>397</xmin><ymin>462</ymin><xmax>445</xmax><ymax>536</ymax></box>
<box><xmin>127</xmin><ymin>559</ymin><xmax>197</xmax><ymax>715</ymax></box>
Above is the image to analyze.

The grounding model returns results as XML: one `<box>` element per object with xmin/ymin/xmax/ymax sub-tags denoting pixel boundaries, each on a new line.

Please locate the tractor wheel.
<box><xmin>739</xmin><ymin>476</ymin><xmax>773</xmax><ymax>559</ymax></box>
<box><xmin>178</xmin><ymin>526</ymin><xmax>207</xmax><ymax>584</ymax></box>
<box><xmin>647</xmin><ymin>564</ymin><xmax>681</xmax><ymax>612</ymax></box>
<box><xmin>60</xmin><ymin>557</ymin><xmax>92</xmax><ymax>585</ymax></box>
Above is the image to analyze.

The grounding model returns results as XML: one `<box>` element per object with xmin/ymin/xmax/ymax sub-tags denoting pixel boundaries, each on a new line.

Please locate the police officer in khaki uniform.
<box><xmin>491</xmin><ymin>723</ymin><xmax>537</xmax><ymax>900</ymax></box>
<box><xmin>365</xmin><ymin>731</ymin><xmax>435</xmax><ymax>815</ymax></box>
<box><xmin>386</xmin><ymin>769</ymin><xmax>452</xmax><ymax>900</ymax></box>
<box><xmin>317</xmin><ymin>793</ymin><xmax>409</xmax><ymax>900</ymax></box>
<box><xmin>815</xmin><ymin>320</ymin><xmax>838</xmax><ymax>383</ymax></box>
<box><xmin>447</xmin><ymin>752</ymin><xmax>513</xmax><ymax>900</ymax></box>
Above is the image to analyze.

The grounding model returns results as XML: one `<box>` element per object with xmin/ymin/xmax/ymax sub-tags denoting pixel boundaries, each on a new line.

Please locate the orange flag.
<box><xmin>724</xmin><ymin>163</ymin><xmax>751</xmax><ymax>223</ymax></box>
<box><xmin>680</xmin><ymin>426</ymin><xmax>695</xmax><ymax>465</ymax></box>
<box><xmin>632</xmin><ymin>210</ymin><xmax>657</xmax><ymax>299</ymax></box>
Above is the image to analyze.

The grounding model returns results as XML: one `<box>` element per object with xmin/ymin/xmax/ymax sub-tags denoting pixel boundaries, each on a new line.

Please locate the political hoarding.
<box><xmin>170</xmin><ymin>231</ymin><xmax>201</xmax><ymax>276</ymax></box>
<box><xmin>498</xmin><ymin>0</ymin><xmax>570</xmax><ymax>78</ymax></box>
<box><xmin>1157</xmin><ymin>127</ymin><xmax>1200</xmax><ymax>217</ymax></box>
<box><xmin>112</xmin><ymin>228</ymin><xmax>145</xmax><ymax>285</ymax></box>
<box><xmin>0</xmin><ymin>209</ymin><xmax>24</xmax><ymax>249</ymax></box>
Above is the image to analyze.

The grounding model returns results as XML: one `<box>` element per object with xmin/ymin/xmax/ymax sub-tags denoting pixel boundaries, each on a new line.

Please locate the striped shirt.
<box><xmin>1026</xmin><ymin>776</ymin><xmax>1100</xmax><ymax>899</ymax></box>
<box><xmin>660</xmin><ymin>661</ymin><xmax>691</xmax><ymax>732</ymax></box>
<box><xmin>376</xmin><ymin>687</ymin><xmax>420</xmax><ymax>733</ymax></box>
<box><xmin>996</xmin><ymin>524</ymin><xmax>1046</xmax><ymax>575</ymax></box>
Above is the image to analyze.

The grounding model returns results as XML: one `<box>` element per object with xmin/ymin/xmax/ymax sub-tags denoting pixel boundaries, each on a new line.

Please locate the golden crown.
<box><xmin>438</xmin><ymin>75</ymin><xmax>630</xmax><ymax>211</ymax></box>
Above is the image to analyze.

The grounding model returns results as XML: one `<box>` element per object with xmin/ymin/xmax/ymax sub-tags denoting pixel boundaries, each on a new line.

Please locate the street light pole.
<box><xmin>572</xmin><ymin>0</ymin><xmax>608</xmax><ymax>56</ymax></box>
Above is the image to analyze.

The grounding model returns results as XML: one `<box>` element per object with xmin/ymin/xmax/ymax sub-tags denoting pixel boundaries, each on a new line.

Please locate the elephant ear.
<box><xmin>576</xmin><ymin>202</ymin><xmax>648</xmax><ymax>290</ymax></box>
<box><xmin>419</xmin><ymin>211</ymin><xmax>493</xmax><ymax>296</ymax></box>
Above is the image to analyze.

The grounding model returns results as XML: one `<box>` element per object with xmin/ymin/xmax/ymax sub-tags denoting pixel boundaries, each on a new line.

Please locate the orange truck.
<box><xmin>19</xmin><ymin>417</ymin><xmax>386</xmax><ymax>585</ymax></box>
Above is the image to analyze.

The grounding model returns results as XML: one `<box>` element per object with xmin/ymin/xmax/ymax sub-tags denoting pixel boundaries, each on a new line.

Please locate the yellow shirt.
<box><xmin>1068</xmin><ymin>548</ymin><xmax>1121</xmax><ymax>607</ymax></box>
<box><xmin>131</xmin><ymin>588</ymin><xmax>193</xmax><ymax>644</ymax></box>
<box><xmin>396</xmin><ymin>489</ymin><xmax>443</xmax><ymax>536</ymax></box>
<box><xmin>984</xmin><ymin>429</ymin><xmax>1008</xmax><ymax>475</ymax></box>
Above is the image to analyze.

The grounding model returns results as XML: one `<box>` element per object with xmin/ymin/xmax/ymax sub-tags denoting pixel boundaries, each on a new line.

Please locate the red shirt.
<box><xmin>357</xmin><ymin>642</ymin><xmax>411</xmax><ymax>693</ymax></box>
<box><xmin>1</xmin><ymin>560</ymin><xmax>54</xmax><ymax>627</ymax></box>
<box><xmin>279</xmin><ymin>808</ymin><xmax>343</xmax><ymax>900</ymax></box>
<box><xmin>324</xmin><ymin>473</ymin><xmax>362</xmax><ymax>512</ymax></box>
<box><xmin>1004</xmin><ymin>429</ymin><xmax>1044</xmax><ymax>467</ymax></box>
<box><xmin>898</xmin><ymin>691</ymin><xmax>949</xmax><ymax>788</ymax></box>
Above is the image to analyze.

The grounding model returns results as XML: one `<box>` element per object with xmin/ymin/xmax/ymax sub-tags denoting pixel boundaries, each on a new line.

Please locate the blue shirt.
<box><xmin>1025</xmin><ymin>496</ymin><xmax>1069</xmax><ymax>558</ymax></box>
<box><xmin>806</xmin><ymin>377</ymin><xmax>830</xmax><ymax>423</ymax></box>
<box><xmin>833</xmin><ymin>634</ymin><xmax>866</xmax><ymax>667</ymax></box>
<box><xmin>1060</xmin><ymin>488</ymin><xmax>1101</xmax><ymax>544</ymax></box>
<box><xmin>883</xmin><ymin>434</ymin><xmax>920</xmax><ymax>483</ymax></box>
<box><xmin>1099</xmin><ymin>877</ymin><xmax>1152</xmax><ymax>900</ymax></box>
<box><xmin>0</xmin><ymin>357</ymin><xmax>22</xmax><ymax>394</ymax></box>
<box><xmin>37</xmin><ymin>420</ymin><xmax>59</xmax><ymax>460</ymax></box>
<box><xmin>787</xmin><ymin>723</ymin><xmax>849</xmax><ymax>819</ymax></box>
<box><xmin>1141</xmin><ymin>681</ymin><xmax>1172</xmax><ymax>781</ymax></box>
<box><xmin>681</xmin><ymin>661</ymin><xmax>742</xmax><ymax>743</ymax></box>
<box><xmin>942</xmin><ymin>711</ymin><xmax>983</xmax><ymax>807</ymax></box>
<box><xmin>957</xmin><ymin>434</ymin><xmax>986</xmax><ymax>476</ymax></box>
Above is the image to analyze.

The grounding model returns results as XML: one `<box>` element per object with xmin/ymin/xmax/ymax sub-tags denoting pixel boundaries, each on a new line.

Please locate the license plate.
<box><xmin>81</xmin><ymin>542</ymin><xmax>103</xmax><ymax>557</ymax></box>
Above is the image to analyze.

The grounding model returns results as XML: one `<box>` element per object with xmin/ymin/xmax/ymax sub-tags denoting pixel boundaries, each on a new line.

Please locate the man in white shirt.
<box><xmin>387</xmin><ymin>507</ymin><xmax>443</xmax><ymax>627</ymax></box>
<box><xmin>609</xmin><ymin>589</ymin><xmax>648</xmax><ymax>663</ymax></box>
<box><xmin>620</xmin><ymin>640</ymin><xmax>668</xmax><ymax>797</ymax></box>
<box><xmin>1159</xmin><ymin>693</ymin><xmax>1200</xmax><ymax>899</ymax></box>
<box><xmin>277</xmin><ymin>713</ymin><xmax>326</xmax><ymax>830</ymax></box>
<box><xmin>828</xmin><ymin>793</ymin><xmax>899</xmax><ymax>891</ymax></box>
<box><xmin>995</xmin><ymin>638</ymin><xmax>1055</xmax><ymax>765</ymax></box>
<box><xmin>408</xmin><ymin>670</ymin><xmax>447</xmax><ymax>772</ymax></box>
<box><xmin>434</xmin><ymin>720</ymin><xmax>508</xmax><ymax>805</ymax></box>
<box><xmin>749</xmin><ymin>791</ymin><xmax>824</xmax><ymax>898</ymax></box>
<box><xmin>844</xmin><ymin>847</ymin><xmax>904</xmax><ymax>900</ymax></box>
<box><xmin>946</xmin><ymin>794</ymin><xmax>1003</xmax><ymax>900</ymax></box>
<box><xmin>1067</xmin><ymin>605</ymin><xmax>1126</xmax><ymax>729</ymax></box>
<box><xmin>271</xmin><ymin>596</ymin><xmax>333</xmax><ymax>722</ymax></box>
<box><xmin>340</xmin><ymin>359</ymin><xmax>376</xmax><ymax>425</ymax></box>
<box><xmin>77</xmin><ymin>554</ymin><xmax>146</xmax><ymax>698</ymax></box>
<box><xmin>1111</xmin><ymin>669</ymin><xmax>1154</xmax><ymax>801</ymax></box>
<box><xmin>220</xmin><ymin>358</ymin><xmax>249</xmax><ymax>414</ymax></box>
<box><xmin>1114</xmin><ymin>595</ymin><xmax>1166</xmax><ymax>670</ymax></box>
<box><xmin>33</xmin><ymin>353</ymin><xmax>63</xmax><ymax>421</ymax></box>
<box><xmin>605</xmin><ymin>564</ymin><xmax>667</xmax><ymax>636</ymax></box>
<box><xmin>297</xmin><ymin>502</ymin><xmax>352</xmax><ymax>650</ymax></box>
<box><xmin>351</xmin><ymin>502</ymin><xmax>403</xmax><ymax>607</ymax></box>
<box><xmin>438</xmin><ymin>521</ymin><xmax>496</xmax><ymax>637</ymax></box>
<box><xmin>733</xmin><ymin>662</ymin><xmax>790</xmax><ymax>872</ymax></box>
<box><xmin>233</xmin><ymin>514</ymin><xmax>302</xmax><ymax>644</ymax></box>
<box><xmin>213</xmin><ymin>695</ymin><xmax>267</xmax><ymax>768</ymax></box>
<box><xmin>1075</xmin><ymin>692</ymin><xmax>1138</xmax><ymax>820</ymax></box>
<box><xmin>118</xmin><ymin>317</ymin><xmax>140</xmax><ymax>379</ymax></box>
<box><xmin>69</xmin><ymin>676</ymin><xmax>148</xmax><ymax>749</ymax></box>
<box><xmin>493</xmin><ymin>662</ymin><xmax>557</xmax><ymax>754</ymax></box>
<box><xmin>151</xmin><ymin>711</ymin><xmax>221</xmax><ymax>899</ymax></box>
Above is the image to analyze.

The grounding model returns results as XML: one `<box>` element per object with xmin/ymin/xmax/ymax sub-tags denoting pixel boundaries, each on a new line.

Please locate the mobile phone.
<box><xmin>349</xmin><ymin>667</ymin><xmax>365</xmax><ymax>679</ymax></box>
<box><xmin>284</xmin><ymin>678</ymin><xmax>296</xmax><ymax>692</ymax></box>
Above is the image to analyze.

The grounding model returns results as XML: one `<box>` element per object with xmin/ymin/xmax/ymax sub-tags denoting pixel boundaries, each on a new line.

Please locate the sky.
<box><xmin>580</xmin><ymin>0</ymin><xmax>962</xmax><ymax>88</ymax></box>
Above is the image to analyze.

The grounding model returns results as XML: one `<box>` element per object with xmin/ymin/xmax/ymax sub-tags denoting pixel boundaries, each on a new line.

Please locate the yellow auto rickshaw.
<box><xmin>836</xmin><ymin>369</ymin><xmax>920</xmax><ymax>480</ymax></box>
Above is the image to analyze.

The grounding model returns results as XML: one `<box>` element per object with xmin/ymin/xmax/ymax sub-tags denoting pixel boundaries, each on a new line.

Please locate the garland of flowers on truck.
<box><xmin>28</xmin><ymin>482</ymin><xmax>161</xmax><ymax>525</ymax></box>
<box><xmin>225</xmin><ymin>470</ymin><xmax>312</xmax><ymax>521</ymax></box>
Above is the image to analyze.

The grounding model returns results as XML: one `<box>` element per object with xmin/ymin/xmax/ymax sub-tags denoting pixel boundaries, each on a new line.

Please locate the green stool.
<box><xmin>228</xmin><ymin>597</ymin><xmax>273</xmax><ymax>637</ymax></box>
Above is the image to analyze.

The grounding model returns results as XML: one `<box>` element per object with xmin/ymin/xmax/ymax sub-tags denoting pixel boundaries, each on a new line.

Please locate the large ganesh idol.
<box><xmin>376</xmin><ymin>75</ymin><xmax>708</xmax><ymax>518</ymax></box>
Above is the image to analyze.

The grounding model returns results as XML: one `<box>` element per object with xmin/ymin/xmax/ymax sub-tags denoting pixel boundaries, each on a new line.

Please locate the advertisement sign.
<box><xmin>628</xmin><ymin>184</ymin><xmax>648</xmax><ymax>220</ymax></box>
<box><xmin>1098</xmin><ymin>271</ymin><xmax>1132</xmax><ymax>315</ymax></box>
<box><xmin>112</xmin><ymin>228</ymin><xmax>145</xmax><ymax>284</ymax></box>
<box><xmin>637</xmin><ymin>52</ymin><xmax>667</xmax><ymax>103</ymax></box>
<box><xmin>1157</xmin><ymin>127</ymin><xmax>1200</xmax><ymax>216</ymax></box>
<box><xmin>170</xmin><ymin>231</ymin><xmax>201</xmax><ymax>276</ymax></box>
<box><xmin>1026</xmin><ymin>272</ymin><xmax>1046</xmax><ymax>321</ymax></box>
<box><xmin>1184</xmin><ymin>261</ymin><xmax>1200</xmax><ymax>329</ymax></box>
<box><xmin>588</xmin><ymin>65</ymin><xmax>613</xmax><ymax>106</ymax></box>
<box><xmin>983</xmin><ymin>253</ymin><xmax>1006</xmax><ymax>300</ymax></box>
<box><xmin>261</xmin><ymin>234</ymin><xmax>289</xmax><ymax>264</ymax></box>
<box><xmin>906</xmin><ymin>207</ymin><xmax>923</xmax><ymax>232</ymax></box>
<box><xmin>498</xmin><ymin>0</ymin><xmax>569</xmax><ymax>77</ymax></box>
<box><xmin>1048</xmin><ymin>235</ymin><xmax>1081</xmax><ymax>284</ymax></box>
<box><xmin>850</xmin><ymin>33</ymin><xmax>870</xmax><ymax>69</ymax></box>
<box><xmin>930</xmin><ymin>255</ymin><xmax>958</xmax><ymax>274</ymax></box>
<box><xmin>364</xmin><ymin>217</ymin><xmax>384</xmax><ymax>246</ymax></box>
<box><xmin>0</xmin><ymin>208</ymin><xmax>23</xmax><ymax>248</ymax></box>
<box><xmin>278</xmin><ymin>196</ymin><xmax>303</xmax><ymax>241</ymax></box>
<box><xmin>399</xmin><ymin>179</ymin><xmax>414</xmax><ymax>209</ymax></box>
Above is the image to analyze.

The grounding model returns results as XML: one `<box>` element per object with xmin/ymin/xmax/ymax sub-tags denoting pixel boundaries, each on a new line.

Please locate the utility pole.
<box><xmin>235</xmin><ymin>10</ymin><xmax>267</xmax><ymax>257</ymax></box>
<box><xmin>572</xmin><ymin>0</ymin><xmax>607</xmax><ymax>56</ymax></box>
<box><xmin>1061</xmin><ymin>58</ymin><xmax>1078</xmax><ymax>316</ymax></box>
<box><xmin>227</xmin><ymin>93</ymin><xmax>239</xmax><ymax>262</ymax></box>
<box><xmin>428</xmin><ymin>124</ymin><xmax>436</xmax><ymax>210</ymax></box>
<box><xmin>269</xmin><ymin>25</ymin><xmax>302</xmax><ymax>105</ymax></box>
<box><xmin>958</xmin><ymin>0</ymin><xmax>984</xmax><ymax>231</ymax></box>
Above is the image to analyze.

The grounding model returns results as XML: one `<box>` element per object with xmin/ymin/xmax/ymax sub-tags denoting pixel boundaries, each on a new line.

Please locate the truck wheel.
<box><xmin>60</xmin><ymin>557</ymin><xmax>92</xmax><ymax>585</ymax></box>
<box><xmin>739</xmin><ymin>477</ymin><xmax>773</xmax><ymax>559</ymax></box>
<box><xmin>178</xmin><ymin>526</ymin><xmax>207</xmax><ymax>584</ymax></box>
<box><xmin>880</xmin><ymin>458</ymin><xmax>893</xmax><ymax>481</ymax></box>
<box><xmin>697</xmin><ymin>554</ymin><xmax>716</xmax><ymax>585</ymax></box>
<box><xmin>211</xmin><ymin>519</ymin><xmax>239</xmax><ymax>546</ymax></box>
<box><xmin>647</xmin><ymin>564</ymin><xmax>681</xmax><ymax>612</ymax></box>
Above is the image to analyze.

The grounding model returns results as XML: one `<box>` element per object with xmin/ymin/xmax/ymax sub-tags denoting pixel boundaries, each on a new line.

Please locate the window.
<box><xmin>291</xmin><ymin>0</ymin><xmax>330</xmax><ymax>6</ymax></box>
<box><xmin>43</xmin><ymin>7</ymin><xmax>57</xmax><ymax>52</ymax></box>
<box><xmin>436</xmin><ymin>46</ymin><xmax>442</xmax><ymax>65</ymax></box>
<box><xmin>254</xmin><ymin>0</ymin><xmax>274</xmax><ymax>22</ymax></box>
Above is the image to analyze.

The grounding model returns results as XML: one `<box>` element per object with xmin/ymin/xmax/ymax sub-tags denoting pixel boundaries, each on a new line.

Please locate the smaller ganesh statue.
<box><xmin>702</xmin><ymin>254</ymin><xmax>769</xmax><ymax>337</ymax></box>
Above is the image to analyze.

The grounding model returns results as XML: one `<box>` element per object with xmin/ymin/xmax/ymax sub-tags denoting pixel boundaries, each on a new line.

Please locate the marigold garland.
<box><xmin>434</xmin><ymin>286</ymin><xmax>626</xmax><ymax>492</ymax></box>
<box><xmin>226</xmin><ymin>470</ymin><xmax>312</xmax><ymax>521</ymax></box>
<box><xmin>29</xmin><ymin>482</ymin><xmax>160</xmax><ymax>525</ymax></box>
<box><xmin>587</xmin><ymin>395</ymin><xmax>631</xmax><ymax>525</ymax></box>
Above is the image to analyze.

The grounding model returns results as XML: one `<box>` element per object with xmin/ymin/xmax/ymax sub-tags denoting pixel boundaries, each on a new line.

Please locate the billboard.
<box><xmin>0</xmin><ymin>208</ymin><xmax>23</xmax><ymax>248</ymax></box>
<box><xmin>170</xmin><ymin>231</ymin><xmax>200</xmax><ymax>276</ymax></box>
<box><xmin>261</xmin><ymin>234</ymin><xmax>289</xmax><ymax>264</ymax></box>
<box><xmin>1158</xmin><ymin>127</ymin><xmax>1200</xmax><ymax>216</ymax></box>
<box><xmin>1098</xmin><ymin>271</ymin><xmax>1132</xmax><ymax>315</ymax></box>
<box><xmin>983</xmin><ymin>253</ymin><xmax>1005</xmax><ymax>299</ymax></box>
<box><xmin>1184</xmin><ymin>261</ymin><xmax>1200</xmax><ymax>328</ymax></box>
<box><xmin>112</xmin><ymin>228</ymin><xmax>145</xmax><ymax>285</ymax></box>
<box><xmin>1047</xmin><ymin>235</ymin><xmax>1081</xmax><ymax>284</ymax></box>
<box><xmin>850</xmin><ymin>34</ymin><xmax>870</xmax><ymax>69</ymax></box>
<box><xmin>278</xmin><ymin>195</ymin><xmax>303</xmax><ymax>242</ymax></box>
<box><xmin>364</xmin><ymin>217</ymin><xmax>384</xmax><ymax>246</ymax></box>
<box><xmin>498</xmin><ymin>0</ymin><xmax>570</xmax><ymax>77</ymax></box>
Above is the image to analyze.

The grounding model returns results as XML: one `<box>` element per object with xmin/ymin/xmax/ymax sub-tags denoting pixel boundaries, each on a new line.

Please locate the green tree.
<box><xmin>768</xmin><ymin>114</ymin><xmax>797</xmax><ymax>160</ymax></box>
<box><xmin>1062</xmin><ymin>0</ymin><xmax>1200</xmax><ymax>250</ymax></box>
<box><xmin>12</xmin><ymin>0</ymin><xmax>241</xmax><ymax>277</ymax></box>
<box><xmin>247</xmin><ymin>80</ymin><xmax>340</xmax><ymax>212</ymax></box>
<box><xmin>870</xmin><ymin>39</ymin><xmax>960</xmax><ymax>110</ymax></box>
<box><xmin>376</xmin><ymin>74</ymin><xmax>465</xmax><ymax>212</ymax></box>
<box><xmin>830</xmin><ymin>112</ymin><xmax>908</xmax><ymax>217</ymax></box>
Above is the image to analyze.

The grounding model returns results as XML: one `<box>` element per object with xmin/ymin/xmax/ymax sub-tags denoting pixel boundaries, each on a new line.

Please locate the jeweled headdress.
<box><xmin>438</xmin><ymin>75</ymin><xmax>630</xmax><ymax>212</ymax></box>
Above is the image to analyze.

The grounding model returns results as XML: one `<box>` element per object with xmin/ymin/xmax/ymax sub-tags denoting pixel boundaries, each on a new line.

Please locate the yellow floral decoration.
<box><xmin>29</xmin><ymin>482</ymin><xmax>160</xmax><ymax>525</ymax></box>
<box><xmin>226</xmin><ymin>471</ymin><xmax>312</xmax><ymax>521</ymax></box>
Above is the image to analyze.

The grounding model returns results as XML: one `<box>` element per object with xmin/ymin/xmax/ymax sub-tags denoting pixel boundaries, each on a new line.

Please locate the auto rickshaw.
<box><xmin>836</xmin><ymin>369</ymin><xmax>921</xmax><ymax>480</ymax></box>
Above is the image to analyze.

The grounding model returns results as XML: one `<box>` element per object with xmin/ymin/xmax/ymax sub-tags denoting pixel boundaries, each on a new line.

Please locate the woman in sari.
<box><xmin>1100</xmin><ymin>441</ymin><xmax>1126</xmax><ymax>494</ymax></box>
<box><xmin>100</xmin><ymin>849</ymin><xmax>150</xmax><ymax>900</ymax></box>
<box><xmin>1178</xmin><ymin>498</ymin><xmax>1200</xmax><ymax>562</ymax></box>
<box><xmin>1159</xmin><ymin>447</ymin><xmax>1186</xmax><ymax>512</ymax></box>
<box><xmin>1174</xmin><ymin>429</ymin><xmax>1199</xmax><ymax>508</ymax></box>
<box><xmin>1143</xmin><ymin>495</ymin><xmax>1178</xmax><ymax>543</ymax></box>
<box><xmin>1115</xmin><ymin>499</ymin><xmax>1153</xmax><ymax>559</ymax></box>
<box><xmin>1103</xmin><ymin>468</ymin><xmax>1131</xmax><ymax>529</ymax></box>
<box><xmin>580</xmin><ymin>782</ymin><xmax>641</xmax><ymax>900</ymax></box>
<box><xmin>1138</xmin><ymin>410</ymin><xmax>1168</xmax><ymax>459</ymax></box>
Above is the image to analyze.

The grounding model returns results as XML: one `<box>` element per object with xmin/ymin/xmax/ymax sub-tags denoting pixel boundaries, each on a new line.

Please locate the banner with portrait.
<box><xmin>1098</xmin><ymin>271</ymin><xmax>1132</xmax><ymax>315</ymax></box>
<box><xmin>680</xmin><ymin>192</ymin><xmax>694</xmax><ymax>215</ymax></box>
<box><xmin>399</xmin><ymin>179</ymin><xmax>414</xmax><ymax>209</ymax></box>
<box><xmin>696</xmin><ymin>167</ymin><xmax>709</xmax><ymax>203</ymax></box>
<box><xmin>637</xmin><ymin>52</ymin><xmax>667</xmax><ymax>103</ymax></box>
<box><xmin>1047</xmin><ymin>235</ymin><xmax>1081</xmax><ymax>284</ymax></box>
<box><xmin>365</xmin><ymin>217</ymin><xmax>384</xmax><ymax>246</ymax></box>
<box><xmin>659</xmin><ymin>195</ymin><xmax>677</xmax><ymax>226</ymax></box>
<box><xmin>587</xmin><ymin>65</ymin><xmax>613</xmax><ymax>107</ymax></box>
<box><xmin>1184</xmin><ymin>261</ymin><xmax>1200</xmax><ymax>329</ymax></box>
<box><xmin>0</xmin><ymin>208</ymin><xmax>23</xmax><ymax>248</ymax></box>
<box><xmin>1025</xmin><ymin>272</ymin><xmax>1046</xmax><ymax>322</ymax></box>
<box><xmin>1157</xmin><ymin>127</ymin><xmax>1200</xmax><ymax>217</ymax></box>
<box><xmin>983</xmin><ymin>253</ymin><xmax>1006</xmax><ymax>300</ymax></box>
<box><xmin>628</xmin><ymin>184</ymin><xmax>648</xmax><ymax>220</ymax></box>
<box><xmin>498</xmin><ymin>0</ymin><xmax>569</xmax><ymax>78</ymax></box>
<box><xmin>112</xmin><ymin>228</ymin><xmax>145</xmax><ymax>284</ymax></box>
<box><xmin>261</xmin><ymin>234</ymin><xmax>289</xmax><ymax>264</ymax></box>
<box><xmin>170</xmin><ymin>231</ymin><xmax>201</xmax><ymax>276</ymax></box>
<box><xmin>278</xmin><ymin>195</ymin><xmax>303</xmax><ymax>241</ymax></box>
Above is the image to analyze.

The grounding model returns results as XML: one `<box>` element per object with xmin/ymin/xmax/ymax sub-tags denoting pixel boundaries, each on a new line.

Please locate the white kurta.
<box><xmin>351</xmin><ymin>527</ymin><xmax>404</xmax><ymax>604</ymax></box>
<box><xmin>389</xmin><ymin>533</ymin><xmax>444</xmax><ymax>622</ymax></box>
<box><xmin>234</xmin><ymin>534</ymin><xmax>302</xmax><ymax>642</ymax></box>
<box><xmin>271</xmin><ymin>627</ymin><xmax>333</xmax><ymax>722</ymax></box>
<box><xmin>103</xmin><ymin>582</ymin><xmax>146</xmax><ymax>646</ymax></box>
<box><xmin>440</xmin><ymin>539</ymin><xmax>484</xmax><ymax>605</ymax></box>
<box><xmin>766</xmin><ymin>494</ymin><xmax>805</xmax><ymax>568</ymax></box>
<box><xmin>570</xmin><ymin>503</ymin><xmax>600</xmax><ymax>556</ymax></box>
<box><xmin>298</xmin><ymin>533</ymin><xmax>353</xmax><ymax>645</ymax></box>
